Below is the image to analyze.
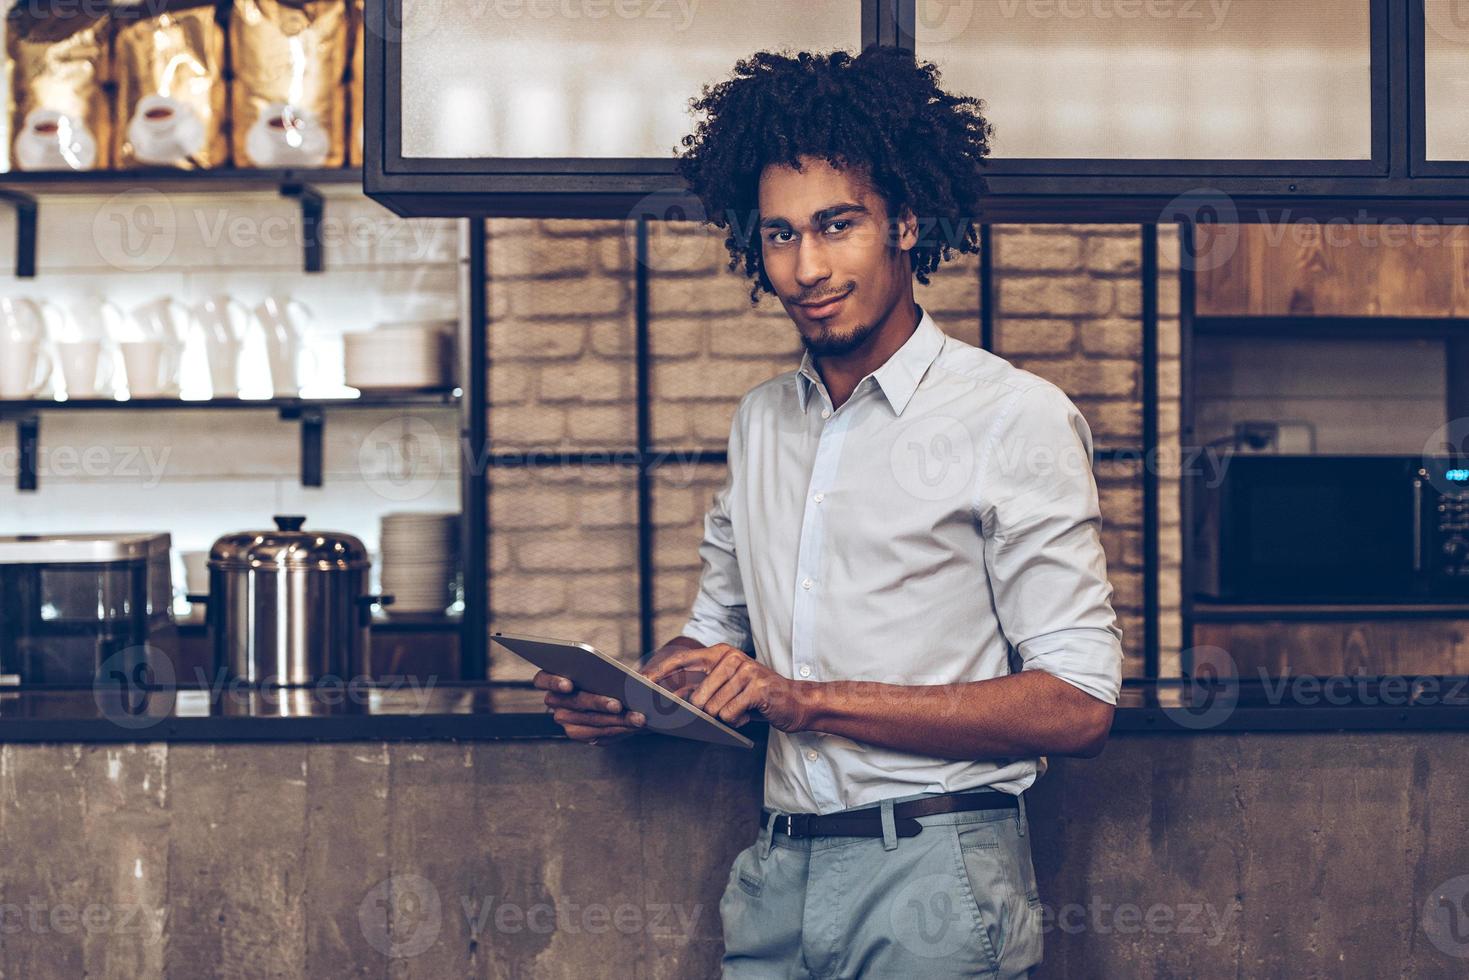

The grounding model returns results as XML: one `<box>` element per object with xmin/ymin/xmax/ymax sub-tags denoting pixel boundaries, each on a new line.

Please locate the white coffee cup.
<box><xmin>15</xmin><ymin>107</ymin><xmax>98</xmax><ymax>171</ymax></box>
<box><xmin>121</xmin><ymin>339</ymin><xmax>173</xmax><ymax>398</ymax></box>
<box><xmin>0</xmin><ymin>337</ymin><xmax>52</xmax><ymax>398</ymax></box>
<box><xmin>128</xmin><ymin>94</ymin><xmax>206</xmax><ymax>166</ymax></box>
<box><xmin>192</xmin><ymin>295</ymin><xmax>249</xmax><ymax>398</ymax></box>
<box><xmin>245</xmin><ymin>103</ymin><xmax>328</xmax><ymax>167</ymax></box>
<box><xmin>58</xmin><ymin>339</ymin><xmax>116</xmax><ymax>398</ymax></box>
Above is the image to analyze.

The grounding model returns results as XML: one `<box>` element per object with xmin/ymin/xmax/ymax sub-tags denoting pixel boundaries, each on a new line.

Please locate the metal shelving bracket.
<box><xmin>278</xmin><ymin>405</ymin><xmax>325</xmax><ymax>487</ymax></box>
<box><xmin>279</xmin><ymin>180</ymin><xmax>325</xmax><ymax>273</ymax></box>
<box><xmin>12</xmin><ymin>413</ymin><xmax>39</xmax><ymax>491</ymax></box>
<box><xmin>0</xmin><ymin>189</ymin><xmax>37</xmax><ymax>277</ymax></box>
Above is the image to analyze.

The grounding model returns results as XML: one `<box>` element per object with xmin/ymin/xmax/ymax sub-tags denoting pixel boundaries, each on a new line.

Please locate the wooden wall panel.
<box><xmin>1194</xmin><ymin>618</ymin><xmax>1469</xmax><ymax>677</ymax></box>
<box><xmin>1197</xmin><ymin>224</ymin><xmax>1465</xmax><ymax>318</ymax></box>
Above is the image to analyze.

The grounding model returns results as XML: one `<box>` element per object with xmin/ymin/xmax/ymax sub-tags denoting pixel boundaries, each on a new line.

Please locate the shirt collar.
<box><xmin>796</xmin><ymin>305</ymin><xmax>946</xmax><ymax>418</ymax></box>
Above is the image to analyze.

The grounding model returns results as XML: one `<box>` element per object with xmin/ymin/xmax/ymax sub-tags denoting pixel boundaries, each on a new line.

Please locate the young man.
<box><xmin>535</xmin><ymin>46</ymin><xmax>1123</xmax><ymax>977</ymax></box>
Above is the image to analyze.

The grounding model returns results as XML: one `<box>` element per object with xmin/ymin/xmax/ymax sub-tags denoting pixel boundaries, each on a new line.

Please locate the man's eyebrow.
<box><xmin>759</xmin><ymin>202</ymin><xmax>870</xmax><ymax>230</ymax></box>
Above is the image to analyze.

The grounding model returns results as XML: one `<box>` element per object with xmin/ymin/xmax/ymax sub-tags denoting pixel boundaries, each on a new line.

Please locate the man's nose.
<box><xmin>794</xmin><ymin>238</ymin><xmax>831</xmax><ymax>287</ymax></box>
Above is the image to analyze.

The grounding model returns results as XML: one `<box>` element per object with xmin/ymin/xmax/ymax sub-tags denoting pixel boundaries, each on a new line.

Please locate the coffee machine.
<box><xmin>0</xmin><ymin>533</ymin><xmax>176</xmax><ymax>684</ymax></box>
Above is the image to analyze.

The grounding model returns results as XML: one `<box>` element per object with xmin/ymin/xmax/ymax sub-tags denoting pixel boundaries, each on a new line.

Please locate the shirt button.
<box><xmin>813</xmin><ymin>492</ymin><xmax>824</xmax><ymax>503</ymax></box>
<box><xmin>801</xmin><ymin>577</ymin><xmax>813</xmax><ymax>590</ymax></box>
<box><xmin>806</xmin><ymin>750</ymin><xmax>819</xmax><ymax>762</ymax></box>
<box><xmin>798</xmin><ymin>664</ymin><xmax>811</xmax><ymax>678</ymax></box>
<box><xmin>820</xmin><ymin>408</ymin><xmax>831</xmax><ymax>419</ymax></box>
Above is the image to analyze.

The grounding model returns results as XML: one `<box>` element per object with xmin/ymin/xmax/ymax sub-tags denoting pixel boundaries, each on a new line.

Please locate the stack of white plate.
<box><xmin>379</xmin><ymin>512</ymin><xmax>459</xmax><ymax>614</ymax></box>
<box><xmin>344</xmin><ymin>321</ymin><xmax>455</xmax><ymax>392</ymax></box>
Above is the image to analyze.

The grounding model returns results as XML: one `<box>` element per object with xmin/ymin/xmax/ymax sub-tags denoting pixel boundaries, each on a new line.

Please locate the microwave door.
<box><xmin>1227</xmin><ymin>459</ymin><xmax>1418</xmax><ymax>601</ymax></box>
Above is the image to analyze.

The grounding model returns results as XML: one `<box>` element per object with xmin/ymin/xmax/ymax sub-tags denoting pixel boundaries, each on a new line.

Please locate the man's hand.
<box><xmin>642</xmin><ymin>643</ymin><xmax>811</xmax><ymax>733</ymax></box>
<box><xmin>532</xmin><ymin>670</ymin><xmax>648</xmax><ymax>745</ymax></box>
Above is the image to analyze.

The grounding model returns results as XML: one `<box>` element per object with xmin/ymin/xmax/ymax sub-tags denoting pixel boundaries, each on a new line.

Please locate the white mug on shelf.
<box><xmin>120</xmin><ymin>339</ymin><xmax>173</xmax><ymax>398</ymax></box>
<box><xmin>130</xmin><ymin>297</ymin><xmax>189</xmax><ymax>396</ymax></box>
<box><xmin>0</xmin><ymin>296</ymin><xmax>60</xmax><ymax>344</ymax></box>
<box><xmin>0</xmin><ymin>337</ymin><xmax>53</xmax><ymax>399</ymax></box>
<box><xmin>253</xmin><ymin>296</ymin><xmax>318</xmax><ymax>397</ymax></box>
<box><xmin>66</xmin><ymin>297</ymin><xmax>127</xmax><ymax>343</ymax></box>
<box><xmin>191</xmin><ymin>294</ymin><xmax>249</xmax><ymax>398</ymax></box>
<box><xmin>57</xmin><ymin>339</ymin><xmax>116</xmax><ymax>399</ymax></box>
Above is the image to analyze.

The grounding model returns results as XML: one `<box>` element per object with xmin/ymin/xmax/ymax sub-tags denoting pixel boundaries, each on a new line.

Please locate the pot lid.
<box><xmin>209</xmin><ymin>515</ymin><xmax>369</xmax><ymax>571</ymax></box>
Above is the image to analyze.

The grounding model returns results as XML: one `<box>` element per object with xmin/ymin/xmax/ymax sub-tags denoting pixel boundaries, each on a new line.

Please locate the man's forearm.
<box><xmin>797</xmin><ymin>669</ymin><xmax>1114</xmax><ymax>760</ymax></box>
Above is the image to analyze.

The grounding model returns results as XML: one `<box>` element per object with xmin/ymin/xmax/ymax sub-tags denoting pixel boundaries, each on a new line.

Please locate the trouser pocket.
<box><xmin>952</xmin><ymin>817</ymin><xmax>1043</xmax><ymax>977</ymax></box>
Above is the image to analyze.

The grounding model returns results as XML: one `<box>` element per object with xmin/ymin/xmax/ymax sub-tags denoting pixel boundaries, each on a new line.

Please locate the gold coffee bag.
<box><xmin>112</xmin><ymin>0</ymin><xmax>228</xmax><ymax>169</ymax></box>
<box><xmin>347</xmin><ymin>0</ymin><xmax>362</xmax><ymax>167</ymax></box>
<box><xmin>230</xmin><ymin>0</ymin><xmax>348</xmax><ymax>168</ymax></box>
<box><xmin>6</xmin><ymin>3</ymin><xmax>111</xmax><ymax>170</ymax></box>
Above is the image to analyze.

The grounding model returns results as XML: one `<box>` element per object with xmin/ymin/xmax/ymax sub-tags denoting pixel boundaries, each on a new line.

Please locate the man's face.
<box><xmin>757</xmin><ymin>156</ymin><xmax>917</xmax><ymax>358</ymax></box>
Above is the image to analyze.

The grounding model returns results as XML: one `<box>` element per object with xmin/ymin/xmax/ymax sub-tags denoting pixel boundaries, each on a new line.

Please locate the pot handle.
<box><xmin>357</xmin><ymin>593</ymin><xmax>394</xmax><ymax>627</ymax></box>
<box><xmin>186</xmin><ymin>592</ymin><xmax>211</xmax><ymax>628</ymax></box>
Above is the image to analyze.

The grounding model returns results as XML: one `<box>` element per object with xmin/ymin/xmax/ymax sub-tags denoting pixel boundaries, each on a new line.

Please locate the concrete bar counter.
<box><xmin>0</xmin><ymin>682</ymin><xmax>1466</xmax><ymax>977</ymax></box>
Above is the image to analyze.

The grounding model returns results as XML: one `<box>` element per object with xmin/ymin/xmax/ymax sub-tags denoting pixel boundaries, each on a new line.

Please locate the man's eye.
<box><xmin>826</xmin><ymin>220</ymin><xmax>851</xmax><ymax>234</ymax></box>
<box><xmin>768</xmin><ymin>230</ymin><xmax>793</xmax><ymax>243</ymax></box>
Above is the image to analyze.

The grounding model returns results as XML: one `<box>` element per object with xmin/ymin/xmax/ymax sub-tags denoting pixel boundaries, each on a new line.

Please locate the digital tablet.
<box><xmin>492</xmin><ymin>631</ymin><xmax>756</xmax><ymax>750</ymax></box>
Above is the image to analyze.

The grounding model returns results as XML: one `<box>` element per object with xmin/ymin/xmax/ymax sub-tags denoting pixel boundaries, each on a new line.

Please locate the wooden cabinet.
<box><xmin>1196</xmin><ymin>223</ymin><xmax>1469</xmax><ymax>318</ymax></box>
<box><xmin>1193</xmin><ymin>616</ymin><xmax>1469</xmax><ymax>678</ymax></box>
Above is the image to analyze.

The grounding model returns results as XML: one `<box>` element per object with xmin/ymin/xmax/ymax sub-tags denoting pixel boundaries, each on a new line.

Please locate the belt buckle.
<box><xmin>776</xmin><ymin>814</ymin><xmax>809</xmax><ymax>837</ymax></box>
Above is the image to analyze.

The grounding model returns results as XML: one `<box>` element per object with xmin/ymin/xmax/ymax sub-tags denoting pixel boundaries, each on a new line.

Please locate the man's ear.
<box><xmin>895</xmin><ymin>205</ymin><xmax>920</xmax><ymax>253</ymax></box>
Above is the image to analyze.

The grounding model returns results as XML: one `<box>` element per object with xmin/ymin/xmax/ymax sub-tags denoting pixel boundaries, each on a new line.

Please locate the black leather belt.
<box><xmin>760</xmin><ymin>790</ymin><xmax>1019</xmax><ymax>839</ymax></box>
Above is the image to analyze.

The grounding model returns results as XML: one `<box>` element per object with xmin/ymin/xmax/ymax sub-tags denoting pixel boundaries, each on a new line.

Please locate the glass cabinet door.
<box><xmin>914</xmin><ymin>0</ymin><xmax>1374</xmax><ymax>161</ymax></box>
<box><xmin>397</xmin><ymin>0</ymin><xmax>861</xmax><ymax>159</ymax></box>
<box><xmin>1424</xmin><ymin>0</ymin><xmax>1469</xmax><ymax>161</ymax></box>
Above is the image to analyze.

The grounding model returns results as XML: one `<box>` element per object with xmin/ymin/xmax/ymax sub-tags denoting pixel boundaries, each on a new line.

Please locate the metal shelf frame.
<box><xmin>0</xmin><ymin>168</ymin><xmax>362</xmax><ymax>276</ymax></box>
<box><xmin>363</xmin><ymin>0</ymin><xmax>1469</xmax><ymax>222</ymax></box>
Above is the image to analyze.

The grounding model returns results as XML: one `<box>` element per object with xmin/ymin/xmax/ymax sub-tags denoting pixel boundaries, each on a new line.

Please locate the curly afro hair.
<box><xmin>674</xmin><ymin>45</ymin><xmax>994</xmax><ymax>304</ymax></box>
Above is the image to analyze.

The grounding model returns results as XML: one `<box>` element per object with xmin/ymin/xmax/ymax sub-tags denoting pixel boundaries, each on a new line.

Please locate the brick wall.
<box><xmin>990</xmin><ymin>225</ymin><xmax>1183</xmax><ymax>679</ymax></box>
<box><xmin>485</xmin><ymin>220</ymin><xmax>1183</xmax><ymax>681</ymax></box>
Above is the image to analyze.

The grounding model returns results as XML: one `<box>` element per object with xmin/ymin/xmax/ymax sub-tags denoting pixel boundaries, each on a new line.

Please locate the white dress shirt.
<box><xmin>679</xmin><ymin>304</ymin><xmax>1125</xmax><ymax>815</ymax></box>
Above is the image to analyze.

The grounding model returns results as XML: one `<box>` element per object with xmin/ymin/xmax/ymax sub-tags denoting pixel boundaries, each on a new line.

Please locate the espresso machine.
<box><xmin>0</xmin><ymin>533</ymin><xmax>176</xmax><ymax>684</ymax></box>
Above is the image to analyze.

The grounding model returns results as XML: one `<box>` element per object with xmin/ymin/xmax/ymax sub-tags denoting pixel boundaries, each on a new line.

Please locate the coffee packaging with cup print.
<box><xmin>5</xmin><ymin>2</ymin><xmax>112</xmax><ymax>171</ymax></box>
<box><xmin>112</xmin><ymin>0</ymin><xmax>228</xmax><ymax>169</ymax></box>
<box><xmin>229</xmin><ymin>0</ymin><xmax>348</xmax><ymax>168</ymax></box>
<box><xmin>347</xmin><ymin>0</ymin><xmax>363</xmax><ymax>167</ymax></box>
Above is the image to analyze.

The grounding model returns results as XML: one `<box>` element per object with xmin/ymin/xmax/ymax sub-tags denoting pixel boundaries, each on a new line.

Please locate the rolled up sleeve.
<box><xmin>679</xmin><ymin>408</ymin><xmax>753</xmax><ymax>653</ymax></box>
<box><xmin>974</xmin><ymin>382</ymin><xmax>1125</xmax><ymax>705</ymax></box>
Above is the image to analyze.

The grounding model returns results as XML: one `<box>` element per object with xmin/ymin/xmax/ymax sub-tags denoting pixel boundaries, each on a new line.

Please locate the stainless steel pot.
<box><xmin>206</xmin><ymin>515</ymin><xmax>392</xmax><ymax>685</ymax></box>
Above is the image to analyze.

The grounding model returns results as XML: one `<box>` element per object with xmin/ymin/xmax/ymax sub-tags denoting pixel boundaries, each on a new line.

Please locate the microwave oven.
<box><xmin>1192</xmin><ymin>454</ymin><xmax>1469</xmax><ymax>603</ymax></box>
<box><xmin>0</xmin><ymin>533</ymin><xmax>176</xmax><ymax>684</ymax></box>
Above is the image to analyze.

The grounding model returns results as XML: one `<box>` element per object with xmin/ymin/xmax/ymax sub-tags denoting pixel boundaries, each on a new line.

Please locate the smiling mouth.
<box><xmin>798</xmin><ymin>290</ymin><xmax>851</xmax><ymax>319</ymax></box>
